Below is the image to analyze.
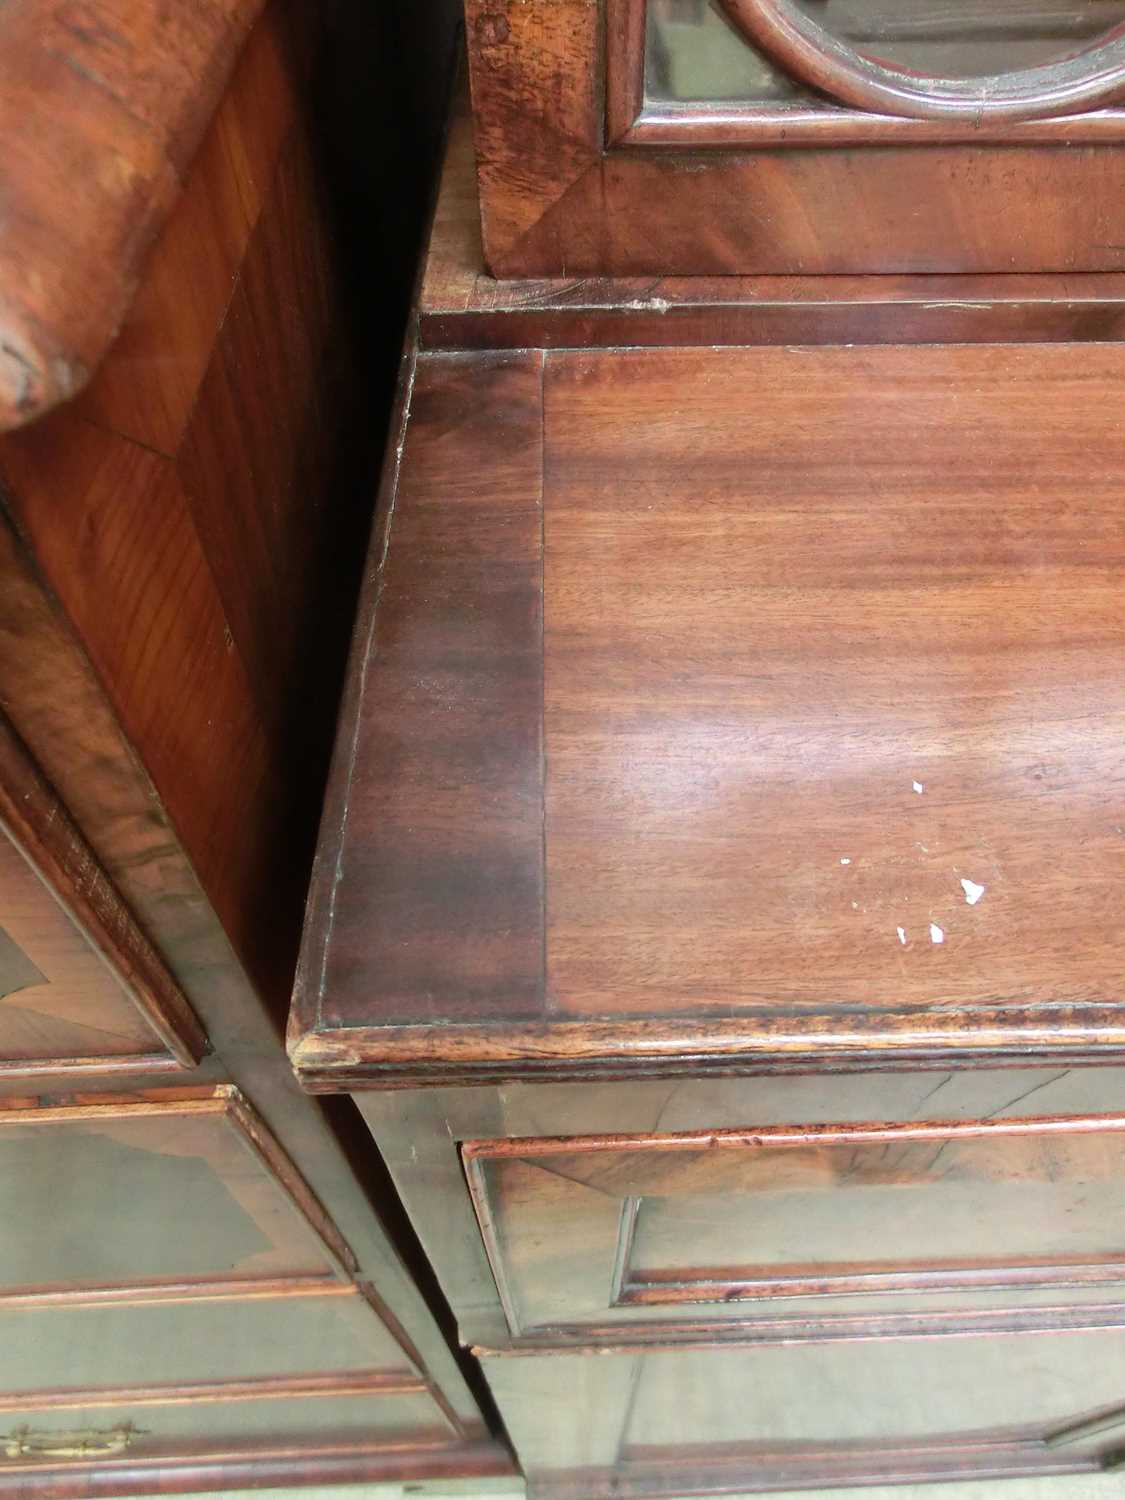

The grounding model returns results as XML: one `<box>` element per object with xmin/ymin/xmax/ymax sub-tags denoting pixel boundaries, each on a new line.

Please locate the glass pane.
<box><xmin>645</xmin><ymin>0</ymin><xmax>1125</xmax><ymax>105</ymax></box>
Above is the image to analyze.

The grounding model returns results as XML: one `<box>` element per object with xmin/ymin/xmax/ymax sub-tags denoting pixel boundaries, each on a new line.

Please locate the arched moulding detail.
<box><xmin>715</xmin><ymin>0</ymin><xmax>1125</xmax><ymax>121</ymax></box>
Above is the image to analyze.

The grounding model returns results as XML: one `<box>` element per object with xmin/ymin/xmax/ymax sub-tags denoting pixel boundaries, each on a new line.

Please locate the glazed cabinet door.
<box><xmin>465</xmin><ymin>0</ymin><xmax>1125</xmax><ymax>274</ymax></box>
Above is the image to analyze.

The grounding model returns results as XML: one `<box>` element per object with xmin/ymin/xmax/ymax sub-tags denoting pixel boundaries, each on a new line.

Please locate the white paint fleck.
<box><xmin>840</xmin><ymin>857</ymin><xmax>851</xmax><ymax>865</ymax></box>
<box><xmin>912</xmin><ymin>781</ymin><xmax>925</xmax><ymax>794</ymax></box>
<box><xmin>897</xmin><ymin>927</ymin><xmax>907</xmax><ymax>945</ymax></box>
<box><xmin>930</xmin><ymin>923</ymin><xmax>945</xmax><ymax>945</ymax></box>
<box><xmin>916</xmin><ymin>842</ymin><xmax>930</xmax><ymax>853</ymax></box>
<box><xmin>960</xmin><ymin>878</ymin><xmax>986</xmax><ymax>906</ymax></box>
<box><xmin>852</xmin><ymin>901</ymin><xmax>859</xmax><ymax>910</ymax></box>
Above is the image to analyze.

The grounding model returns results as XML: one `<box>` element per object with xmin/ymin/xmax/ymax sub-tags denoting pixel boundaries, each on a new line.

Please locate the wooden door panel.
<box><xmin>465</xmin><ymin>1117</ymin><xmax>1125</xmax><ymax>1336</ymax></box>
<box><xmin>0</xmin><ymin>1091</ymin><xmax>352</xmax><ymax>1296</ymax></box>
<box><xmin>483</xmin><ymin>1329</ymin><xmax>1125</xmax><ymax>1492</ymax></box>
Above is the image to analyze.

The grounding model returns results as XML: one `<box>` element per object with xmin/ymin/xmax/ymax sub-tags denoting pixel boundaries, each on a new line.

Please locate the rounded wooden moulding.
<box><xmin>715</xmin><ymin>0</ymin><xmax>1125</xmax><ymax>121</ymax></box>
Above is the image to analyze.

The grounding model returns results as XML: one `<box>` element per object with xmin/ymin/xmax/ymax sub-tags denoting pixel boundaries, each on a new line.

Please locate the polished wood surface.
<box><xmin>299</xmin><ymin>37</ymin><xmax>1125</xmax><ymax>1493</ymax></box>
<box><xmin>0</xmin><ymin>0</ymin><xmax>262</xmax><ymax>429</ymax></box>
<box><xmin>292</xmin><ymin>340</ymin><xmax>1125</xmax><ymax>1088</ymax></box>
<box><xmin>423</xmin><ymin>105</ymin><xmax>1125</xmax><ymax>352</ymax></box>
<box><xmin>464</xmin><ymin>0</ymin><xmax>600</xmax><ymax>275</ymax></box>
<box><xmin>299</xmin><ymin>349</ymin><xmax>545</xmax><ymax>1037</ymax></box>
<box><xmin>0</xmin><ymin>0</ymin><xmax>350</xmax><ymax>1010</ymax></box>
<box><xmin>0</xmin><ymin>0</ymin><xmax>510</xmax><ymax>1491</ymax></box>
<box><xmin>464</xmin><ymin>0</ymin><xmax>1125</xmax><ymax>273</ymax></box>
<box><xmin>543</xmin><ymin>344</ymin><xmax>1125</xmax><ymax>1015</ymax></box>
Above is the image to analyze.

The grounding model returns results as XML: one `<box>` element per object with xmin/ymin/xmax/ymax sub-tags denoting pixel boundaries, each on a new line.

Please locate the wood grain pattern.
<box><xmin>76</xmin><ymin>3</ymin><xmax>301</xmax><ymax>457</ymax></box>
<box><xmin>0</xmin><ymin>1286</ymin><xmax>415</xmax><ymax>1391</ymax></box>
<box><xmin>292</xmin><ymin>342</ymin><xmax>1125</xmax><ymax>1087</ymax></box>
<box><xmin>0</xmin><ymin>475</ymin><xmax>488</xmax><ymax>1428</ymax></box>
<box><xmin>0</xmin><ymin>0</ymin><xmax>362</xmax><ymax>1016</ymax></box>
<box><xmin>360</xmin><ymin>1069</ymin><xmax>1125</xmax><ymax>1353</ymax></box>
<box><xmin>0</xmin><ymin>716</ymin><xmax>205</xmax><ymax>1072</ymax></box>
<box><xmin>542</xmin><ymin>343</ymin><xmax>1125</xmax><ymax>1019</ymax></box>
<box><xmin>463</xmin><ymin>1116</ymin><xmax>1125</xmax><ymax>1338</ymax></box>
<box><xmin>464</xmin><ymin>0</ymin><xmax>1125</xmax><ymax>274</ymax></box>
<box><xmin>293</xmin><ymin>1015</ymin><xmax>1125</xmax><ymax>1090</ymax></box>
<box><xmin>295</xmin><ymin>351</ymin><xmax>546</xmax><ymax>1039</ymax></box>
<box><xmin>0</xmin><ymin>1088</ymin><xmax>355</xmax><ymax>1296</ymax></box>
<box><xmin>516</xmin><ymin>141</ymin><xmax>1125</xmax><ymax>276</ymax></box>
<box><xmin>0</xmin><ymin>410</ymin><xmax>289</xmax><ymax>1007</ymax></box>
<box><xmin>0</xmin><ymin>0</ymin><xmax>263</xmax><ymax>429</ymax></box>
<box><xmin>361</xmin><ymin>1069</ymin><xmax>1125</xmax><ymax>1487</ymax></box>
<box><xmin>0</xmin><ymin>834</ymin><xmax>162</xmax><ymax>1070</ymax></box>
<box><xmin>0</xmin><ymin>0</ymin><xmax>505</xmax><ymax>1482</ymax></box>
<box><xmin>175</xmin><ymin>121</ymin><xmax>349</xmax><ymax>750</ymax></box>
<box><xmin>421</xmin><ymin>106</ymin><xmax>1125</xmax><ymax>352</ymax></box>
<box><xmin>463</xmin><ymin>0</ymin><xmax>601</xmax><ymax>271</ymax></box>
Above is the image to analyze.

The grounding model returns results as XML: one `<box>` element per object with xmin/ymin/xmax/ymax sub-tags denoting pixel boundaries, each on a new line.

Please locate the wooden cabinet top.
<box><xmin>288</xmin><ymin>339</ymin><xmax>1125</xmax><ymax>1091</ymax></box>
<box><xmin>0</xmin><ymin>0</ymin><xmax>262</xmax><ymax>430</ymax></box>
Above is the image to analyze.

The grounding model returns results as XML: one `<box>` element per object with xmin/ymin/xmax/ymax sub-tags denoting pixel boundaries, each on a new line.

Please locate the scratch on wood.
<box><xmin>982</xmin><ymin>1069</ymin><xmax>1072</xmax><ymax>1119</ymax></box>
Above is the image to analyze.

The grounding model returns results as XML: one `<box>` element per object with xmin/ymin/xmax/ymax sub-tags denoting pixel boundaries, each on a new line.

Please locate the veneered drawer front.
<box><xmin>0</xmin><ymin>1288</ymin><xmax>413</xmax><ymax>1397</ymax></box>
<box><xmin>0</xmin><ymin>1091</ymin><xmax>351</xmax><ymax>1295</ymax></box>
<box><xmin>0</xmin><ymin>1387</ymin><xmax>453</xmax><ymax>1472</ymax></box>
<box><xmin>465</xmin><ymin>1116</ymin><xmax>1125</xmax><ymax>1337</ymax></box>
<box><xmin>0</xmin><ymin>830</ymin><xmax>160</xmax><ymax>1066</ymax></box>
<box><xmin>0</xmin><ymin>718</ymin><xmax>205</xmax><ymax>1075</ymax></box>
<box><xmin>482</xmin><ymin>1327</ymin><xmax>1125</xmax><ymax>1489</ymax></box>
